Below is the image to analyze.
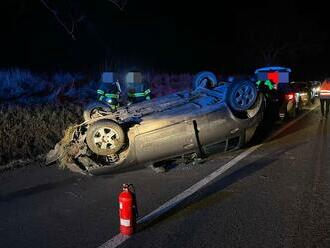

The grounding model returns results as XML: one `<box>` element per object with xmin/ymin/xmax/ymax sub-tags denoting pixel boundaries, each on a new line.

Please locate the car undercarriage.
<box><xmin>46</xmin><ymin>76</ymin><xmax>266</xmax><ymax>175</ymax></box>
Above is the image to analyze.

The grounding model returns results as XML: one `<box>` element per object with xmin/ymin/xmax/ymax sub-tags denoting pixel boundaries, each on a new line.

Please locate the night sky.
<box><xmin>1</xmin><ymin>0</ymin><xmax>329</xmax><ymax>79</ymax></box>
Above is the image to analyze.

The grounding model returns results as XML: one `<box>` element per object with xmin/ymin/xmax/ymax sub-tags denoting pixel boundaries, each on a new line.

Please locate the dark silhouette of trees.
<box><xmin>235</xmin><ymin>8</ymin><xmax>327</xmax><ymax>68</ymax></box>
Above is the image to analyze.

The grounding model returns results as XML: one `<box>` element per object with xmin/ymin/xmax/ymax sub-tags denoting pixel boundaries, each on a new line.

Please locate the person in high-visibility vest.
<box><xmin>319</xmin><ymin>78</ymin><xmax>330</xmax><ymax>120</ymax></box>
<box><xmin>125</xmin><ymin>72</ymin><xmax>151</xmax><ymax>104</ymax></box>
<box><xmin>97</xmin><ymin>72</ymin><xmax>122</xmax><ymax>111</ymax></box>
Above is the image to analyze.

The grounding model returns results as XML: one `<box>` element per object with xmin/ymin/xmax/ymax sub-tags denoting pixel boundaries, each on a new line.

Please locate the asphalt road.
<box><xmin>1</xmin><ymin>103</ymin><xmax>330</xmax><ymax>248</ymax></box>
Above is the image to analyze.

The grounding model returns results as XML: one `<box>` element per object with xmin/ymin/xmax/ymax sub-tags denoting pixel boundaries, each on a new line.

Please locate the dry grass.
<box><xmin>0</xmin><ymin>104</ymin><xmax>83</xmax><ymax>166</ymax></box>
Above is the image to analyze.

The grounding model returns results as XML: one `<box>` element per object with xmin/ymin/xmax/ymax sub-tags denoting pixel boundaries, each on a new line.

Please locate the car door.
<box><xmin>134</xmin><ymin>120</ymin><xmax>199</xmax><ymax>164</ymax></box>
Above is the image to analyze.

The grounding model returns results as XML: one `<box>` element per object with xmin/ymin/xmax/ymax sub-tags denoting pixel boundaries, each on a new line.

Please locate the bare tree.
<box><xmin>234</xmin><ymin>8</ymin><xmax>327</xmax><ymax>68</ymax></box>
<box><xmin>40</xmin><ymin>0</ymin><xmax>128</xmax><ymax>40</ymax></box>
<box><xmin>257</xmin><ymin>40</ymin><xmax>289</xmax><ymax>66</ymax></box>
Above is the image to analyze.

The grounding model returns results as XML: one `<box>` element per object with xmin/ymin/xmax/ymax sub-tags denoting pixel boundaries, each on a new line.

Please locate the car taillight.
<box><xmin>286</xmin><ymin>93</ymin><xmax>294</xmax><ymax>100</ymax></box>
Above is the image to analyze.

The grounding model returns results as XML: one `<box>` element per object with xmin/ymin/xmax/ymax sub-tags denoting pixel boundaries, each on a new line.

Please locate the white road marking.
<box><xmin>97</xmin><ymin>144</ymin><xmax>262</xmax><ymax>248</ymax></box>
<box><xmin>98</xmin><ymin>234</ymin><xmax>129</xmax><ymax>248</ymax></box>
<box><xmin>137</xmin><ymin>145</ymin><xmax>262</xmax><ymax>225</ymax></box>
<box><xmin>97</xmin><ymin>104</ymin><xmax>319</xmax><ymax>248</ymax></box>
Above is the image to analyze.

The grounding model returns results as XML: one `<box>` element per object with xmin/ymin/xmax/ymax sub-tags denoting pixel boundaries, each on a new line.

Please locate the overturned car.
<box><xmin>47</xmin><ymin>72</ymin><xmax>266</xmax><ymax>175</ymax></box>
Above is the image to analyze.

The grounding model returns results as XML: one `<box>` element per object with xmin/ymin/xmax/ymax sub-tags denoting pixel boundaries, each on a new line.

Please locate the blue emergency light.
<box><xmin>255</xmin><ymin>66</ymin><xmax>291</xmax><ymax>84</ymax></box>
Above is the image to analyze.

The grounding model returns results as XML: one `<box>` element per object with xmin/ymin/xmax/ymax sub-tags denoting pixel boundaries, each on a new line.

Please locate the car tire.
<box><xmin>227</xmin><ymin>80</ymin><xmax>258</xmax><ymax>112</ymax></box>
<box><xmin>192</xmin><ymin>71</ymin><xmax>218</xmax><ymax>90</ymax></box>
<box><xmin>86</xmin><ymin>120</ymin><xmax>125</xmax><ymax>156</ymax></box>
<box><xmin>246</xmin><ymin>93</ymin><xmax>265</xmax><ymax>118</ymax></box>
<box><xmin>83</xmin><ymin>101</ymin><xmax>111</xmax><ymax>121</ymax></box>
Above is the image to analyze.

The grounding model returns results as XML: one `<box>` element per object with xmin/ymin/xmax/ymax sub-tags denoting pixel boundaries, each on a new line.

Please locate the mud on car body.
<box><xmin>47</xmin><ymin>72</ymin><xmax>266</xmax><ymax>175</ymax></box>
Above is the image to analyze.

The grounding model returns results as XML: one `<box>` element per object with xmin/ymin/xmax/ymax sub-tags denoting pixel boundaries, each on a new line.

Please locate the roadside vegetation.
<box><xmin>0</xmin><ymin>103</ymin><xmax>83</xmax><ymax>166</ymax></box>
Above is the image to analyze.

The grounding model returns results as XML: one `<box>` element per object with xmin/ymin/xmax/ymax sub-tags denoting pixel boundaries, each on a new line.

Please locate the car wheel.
<box><xmin>227</xmin><ymin>81</ymin><xmax>258</xmax><ymax>112</ymax></box>
<box><xmin>192</xmin><ymin>71</ymin><xmax>218</xmax><ymax>90</ymax></box>
<box><xmin>83</xmin><ymin>101</ymin><xmax>111</xmax><ymax>121</ymax></box>
<box><xmin>86</xmin><ymin>120</ymin><xmax>125</xmax><ymax>156</ymax></box>
<box><xmin>246</xmin><ymin>93</ymin><xmax>265</xmax><ymax>118</ymax></box>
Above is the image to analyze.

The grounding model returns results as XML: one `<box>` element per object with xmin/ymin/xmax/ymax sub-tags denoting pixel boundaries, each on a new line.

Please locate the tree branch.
<box><xmin>107</xmin><ymin>0</ymin><xmax>128</xmax><ymax>11</ymax></box>
<box><xmin>40</xmin><ymin>0</ymin><xmax>77</xmax><ymax>40</ymax></box>
<box><xmin>40</xmin><ymin>0</ymin><xmax>127</xmax><ymax>40</ymax></box>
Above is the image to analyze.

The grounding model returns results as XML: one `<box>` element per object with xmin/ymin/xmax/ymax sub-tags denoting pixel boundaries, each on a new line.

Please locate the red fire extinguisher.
<box><xmin>119</xmin><ymin>183</ymin><xmax>138</xmax><ymax>236</ymax></box>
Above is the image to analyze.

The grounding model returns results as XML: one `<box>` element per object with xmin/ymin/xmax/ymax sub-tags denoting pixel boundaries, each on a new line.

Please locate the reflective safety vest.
<box><xmin>96</xmin><ymin>89</ymin><xmax>120</xmax><ymax>110</ymax></box>
<box><xmin>256</xmin><ymin>80</ymin><xmax>275</xmax><ymax>90</ymax></box>
<box><xmin>320</xmin><ymin>81</ymin><xmax>330</xmax><ymax>99</ymax></box>
<box><xmin>127</xmin><ymin>88</ymin><xmax>151</xmax><ymax>102</ymax></box>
